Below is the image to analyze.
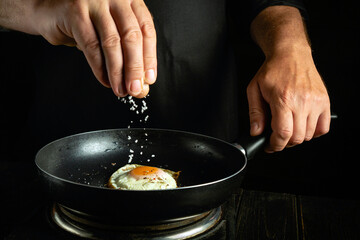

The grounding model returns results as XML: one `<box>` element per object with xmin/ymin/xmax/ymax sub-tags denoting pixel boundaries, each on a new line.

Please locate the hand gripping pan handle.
<box><xmin>236</xmin><ymin>113</ymin><xmax>338</xmax><ymax>160</ymax></box>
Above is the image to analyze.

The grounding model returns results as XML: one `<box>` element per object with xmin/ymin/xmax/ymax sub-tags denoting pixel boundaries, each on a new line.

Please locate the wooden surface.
<box><xmin>236</xmin><ymin>189</ymin><xmax>360</xmax><ymax>240</ymax></box>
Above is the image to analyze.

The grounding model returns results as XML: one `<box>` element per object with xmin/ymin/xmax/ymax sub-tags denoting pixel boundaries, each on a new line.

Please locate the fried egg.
<box><xmin>108</xmin><ymin>164</ymin><xmax>180</xmax><ymax>190</ymax></box>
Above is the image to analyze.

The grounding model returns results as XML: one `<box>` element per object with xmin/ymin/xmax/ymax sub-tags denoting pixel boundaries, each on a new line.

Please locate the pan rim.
<box><xmin>35</xmin><ymin>128</ymin><xmax>247</xmax><ymax>192</ymax></box>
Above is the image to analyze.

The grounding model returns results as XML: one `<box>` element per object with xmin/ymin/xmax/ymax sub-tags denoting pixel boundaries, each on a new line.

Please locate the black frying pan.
<box><xmin>35</xmin><ymin>128</ymin><xmax>266</xmax><ymax>224</ymax></box>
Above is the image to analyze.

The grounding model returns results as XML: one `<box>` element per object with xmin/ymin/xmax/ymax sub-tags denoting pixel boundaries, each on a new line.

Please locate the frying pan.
<box><xmin>35</xmin><ymin>128</ymin><xmax>266</xmax><ymax>224</ymax></box>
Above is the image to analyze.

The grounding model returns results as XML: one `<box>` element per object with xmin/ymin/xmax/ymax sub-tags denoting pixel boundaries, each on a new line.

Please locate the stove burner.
<box><xmin>50</xmin><ymin>203</ymin><xmax>222</xmax><ymax>239</ymax></box>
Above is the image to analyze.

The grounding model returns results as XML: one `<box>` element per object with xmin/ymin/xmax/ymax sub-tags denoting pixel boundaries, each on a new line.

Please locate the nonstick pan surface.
<box><xmin>35</xmin><ymin>128</ymin><xmax>254</xmax><ymax>224</ymax></box>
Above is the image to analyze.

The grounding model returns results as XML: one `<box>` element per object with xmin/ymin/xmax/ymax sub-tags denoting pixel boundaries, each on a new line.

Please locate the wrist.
<box><xmin>0</xmin><ymin>0</ymin><xmax>40</xmax><ymax>35</ymax></box>
<box><xmin>265</xmin><ymin>41</ymin><xmax>312</xmax><ymax>59</ymax></box>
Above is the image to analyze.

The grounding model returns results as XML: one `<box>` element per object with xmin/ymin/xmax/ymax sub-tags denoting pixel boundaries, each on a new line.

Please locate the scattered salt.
<box><xmin>119</xmin><ymin>95</ymin><xmax>154</xmax><ymax>163</ymax></box>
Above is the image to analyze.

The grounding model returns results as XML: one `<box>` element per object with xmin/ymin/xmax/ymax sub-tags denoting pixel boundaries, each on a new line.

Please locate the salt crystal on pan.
<box><xmin>130</xmin><ymin>149</ymin><xmax>134</xmax><ymax>153</ymax></box>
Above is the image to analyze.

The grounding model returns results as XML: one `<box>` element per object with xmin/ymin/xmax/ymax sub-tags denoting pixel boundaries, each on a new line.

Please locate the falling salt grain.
<box><xmin>129</xmin><ymin>149</ymin><xmax>134</xmax><ymax>153</ymax></box>
<box><xmin>128</xmin><ymin>154</ymin><xmax>134</xmax><ymax>163</ymax></box>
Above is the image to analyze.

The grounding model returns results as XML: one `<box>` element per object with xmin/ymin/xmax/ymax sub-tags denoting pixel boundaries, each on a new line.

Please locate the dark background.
<box><xmin>0</xmin><ymin>0</ymin><xmax>359</xmax><ymax>199</ymax></box>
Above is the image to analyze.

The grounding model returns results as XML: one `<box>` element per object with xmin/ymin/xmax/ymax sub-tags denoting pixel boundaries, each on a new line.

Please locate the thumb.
<box><xmin>246</xmin><ymin>81</ymin><xmax>267</xmax><ymax>136</ymax></box>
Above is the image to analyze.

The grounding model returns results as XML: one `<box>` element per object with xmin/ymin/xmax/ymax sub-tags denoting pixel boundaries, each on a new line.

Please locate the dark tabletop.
<box><xmin>234</xmin><ymin>189</ymin><xmax>360</xmax><ymax>240</ymax></box>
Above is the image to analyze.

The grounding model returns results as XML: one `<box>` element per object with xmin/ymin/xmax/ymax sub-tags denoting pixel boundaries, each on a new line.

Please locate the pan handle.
<box><xmin>235</xmin><ymin>113</ymin><xmax>338</xmax><ymax>160</ymax></box>
<box><xmin>234</xmin><ymin>131</ymin><xmax>269</xmax><ymax>161</ymax></box>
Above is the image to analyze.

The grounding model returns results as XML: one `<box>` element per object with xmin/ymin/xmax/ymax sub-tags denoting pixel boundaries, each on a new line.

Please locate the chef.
<box><xmin>0</xmin><ymin>0</ymin><xmax>331</xmax><ymax>153</ymax></box>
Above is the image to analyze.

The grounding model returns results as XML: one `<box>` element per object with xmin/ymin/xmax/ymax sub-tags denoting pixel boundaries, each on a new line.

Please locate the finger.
<box><xmin>90</xmin><ymin>4</ymin><xmax>126</xmax><ymax>97</ymax></box>
<box><xmin>131</xmin><ymin>0</ymin><xmax>157</xmax><ymax>85</ymax></box>
<box><xmin>246</xmin><ymin>81</ymin><xmax>267</xmax><ymax>136</ymax></box>
<box><xmin>135</xmin><ymin>83</ymin><xmax>150</xmax><ymax>98</ymax></box>
<box><xmin>110</xmin><ymin>1</ymin><xmax>144</xmax><ymax>96</ymax></box>
<box><xmin>267</xmin><ymin>106</ymin><xmax>293</xmax><ymax>153</ymax></box>
<box><xmin>287</xmin><ymin>112</ymin><xmax>306</xmax><ymax>147</ymax></box>
<box><xmin>314</xmin><ymin>109</ymin><xmax>331</xmax><ymax>137</ymax></box>
<box><xmin>71</xmin><ymin>10</ymin><xmax>109</xmax><ymax>88</ymax></box>
<box><xmin>304</xmin><ymin>113</ymin><xmax>318</xmax><ymax>141</ymax></box>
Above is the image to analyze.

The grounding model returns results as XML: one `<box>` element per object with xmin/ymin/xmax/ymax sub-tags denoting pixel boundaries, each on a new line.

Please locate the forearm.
<box><xmin>250</xmin><ymin>5</ymin><xmax>311</xmax><ymax>58</ymax></box>
<box><xmin>0</xmin><ymin>0</ymin><xmax>38</xmax><ymax>34</ymax></box>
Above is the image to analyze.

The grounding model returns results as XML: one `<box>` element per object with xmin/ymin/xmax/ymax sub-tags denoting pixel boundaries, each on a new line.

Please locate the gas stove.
<box><xmin>1</xmin><ymin>161</ymin><xmax>239</xmax><ymax>240</ymax></box>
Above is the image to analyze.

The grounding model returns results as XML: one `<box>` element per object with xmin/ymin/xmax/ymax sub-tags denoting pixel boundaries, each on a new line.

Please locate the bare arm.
<box><xmin>0</xmin><ymin>0</ymin><xmax>37</xmax><ymax>33</ymax></box>
<box><xmin>246</xmin><ymin>6</ymin><xmax>331</xmax><ymax>152</ymax></box>
<box><xmin>250</xmin><ymin>5</ymin><xmax>310</xmax><ymax>58</ymax></box>
<box><xmin>0</xmin><ymin>0</ymin><xmax>157</xmax><ymax>98</ymax></box>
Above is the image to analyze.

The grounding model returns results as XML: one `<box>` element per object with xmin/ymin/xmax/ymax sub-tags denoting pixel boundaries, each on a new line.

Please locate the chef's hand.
<box><xmin>35</xmin><ymin>0</ymin><xmax>157</xmax><ymax>98</ymax></box>
<box><xmin>247</xmin><ymin>6</ymin><xmax>331</xmax><ymax>153</ymax></box>
<box><xmin>247</xmin><ymin>48</ymin><xmax>331</xmax><ymax>153</ymax></box>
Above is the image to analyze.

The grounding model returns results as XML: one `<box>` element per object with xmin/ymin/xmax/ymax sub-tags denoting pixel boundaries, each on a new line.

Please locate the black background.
<box><xmin>0</xmin><ymin>0</ymin><xmax>359</xmax><ymax>199</ymax></box>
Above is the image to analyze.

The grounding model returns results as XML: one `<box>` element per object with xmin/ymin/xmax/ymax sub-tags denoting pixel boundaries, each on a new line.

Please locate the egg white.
<box><xmin>108</xmin><ymin>164</ymin><xmax>179</xmax><ymax>190</ymax></box>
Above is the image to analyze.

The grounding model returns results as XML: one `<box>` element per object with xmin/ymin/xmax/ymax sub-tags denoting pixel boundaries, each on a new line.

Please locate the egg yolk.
<box><xmin>130</xmin><ymin>166</ymin><xmax>164</xmax><ymax>180</ymax></box>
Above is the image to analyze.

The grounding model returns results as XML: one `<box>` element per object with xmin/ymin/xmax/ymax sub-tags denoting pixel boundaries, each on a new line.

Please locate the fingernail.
<box><xmin>145</xmin><ymin>69</ymin><xmax>155</xmax><ymax>84</ymax></box>
<box><xmin>130</xmin><ymin>80</ymin><xmax>142</xmax><ymax>94</ymax></box>
<box><xmin>250</xmin><ymin>122</ymin><xmax>259</xmax><ymax>136</ymax></box>
<box><xmin>265</xmin><ymin>148</ymin><xmax>274</xmax><ymax>154</ymax></box>
<box><xmin>118</xmin><ymin>86</ymin><xmax>126</xmax><ymax>97</ymax></box>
